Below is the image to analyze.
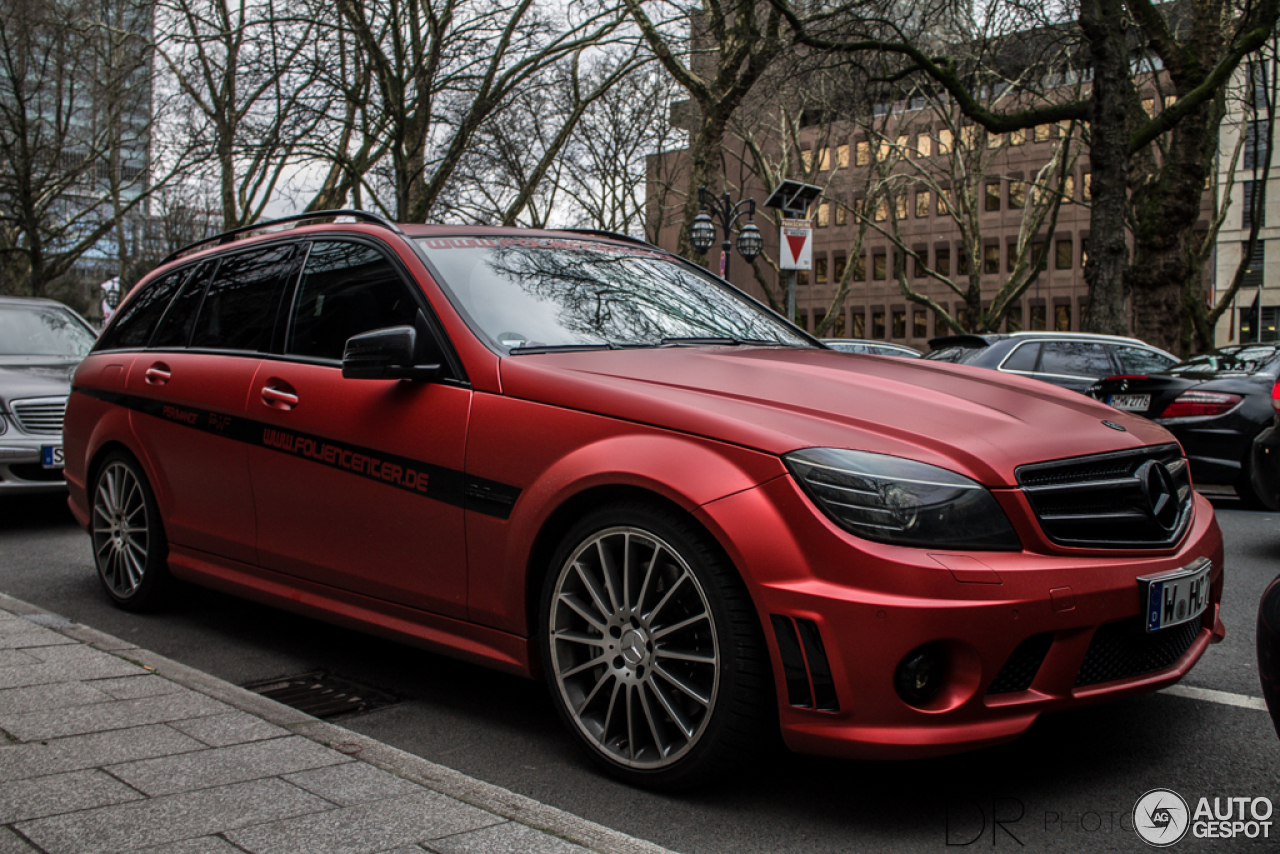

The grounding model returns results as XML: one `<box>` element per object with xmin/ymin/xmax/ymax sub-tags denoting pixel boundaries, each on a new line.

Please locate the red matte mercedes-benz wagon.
<box><xmin>64</xmin><ymin>211</ymin><xmax>1224</xmax><ymax>788</ymax></box>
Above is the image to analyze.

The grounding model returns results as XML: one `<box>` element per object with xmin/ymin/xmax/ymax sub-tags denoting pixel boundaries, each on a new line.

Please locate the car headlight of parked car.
<box><xmin>785</xmin><ymin>448</ymin><xmax>1021</xmax><ymax>550</ymax></box>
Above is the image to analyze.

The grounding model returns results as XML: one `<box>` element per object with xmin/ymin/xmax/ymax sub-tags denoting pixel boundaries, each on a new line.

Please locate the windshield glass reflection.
<box><xmin>417</xmin><ymin>237</ymin><xmax>809</xmax><ymax>353</ymax></box>
<box><xmin>0</xmin><ymin>306</ymin><xmax>95</xmax><ymax>357</ymax></box>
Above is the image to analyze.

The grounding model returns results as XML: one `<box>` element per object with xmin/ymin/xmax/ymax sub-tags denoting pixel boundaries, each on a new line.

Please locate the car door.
<box><xmin>246</xmin><ymin>238</ymin><xmax>471</xmax><ymax>618</ymax></box>
<box><xmin>124</xmin><ymin>245</ymin><xmax>302</xmax><ymax>564</ymax></box>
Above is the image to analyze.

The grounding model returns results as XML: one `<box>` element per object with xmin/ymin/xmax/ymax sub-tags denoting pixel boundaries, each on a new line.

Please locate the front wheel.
<box><xmin>91</xmin><ymin>451</ymin><xmax>171</xmax><ymax>611</ymax></box>
<box><xmin>539</xmin><ymin>502</ymin><xmax>773</xmax><ymax>789</ymax></box>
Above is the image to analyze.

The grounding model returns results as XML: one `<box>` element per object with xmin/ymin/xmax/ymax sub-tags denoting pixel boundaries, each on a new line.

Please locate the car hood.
<box><xmin>0</xmin><ymin>358</ymin><xmax>79</xmax><ymax>406</ymax></box>
<box><xmin>499</xmin><ymin>346</ymin><xmax>1176</xmax><ymax>487</ymax></box>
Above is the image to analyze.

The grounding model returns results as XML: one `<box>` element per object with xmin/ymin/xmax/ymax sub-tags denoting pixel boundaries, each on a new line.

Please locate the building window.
<box><xmin>917</xmin><ymin>134</ymin><xmax>932</xmax><ymax>157</ymax></box>
<box><xmin>988</xmin><ymin>132</ymin><xmax>1004</xmax><ymax>149</ymax></box>
<box><xmin>874</xmin><ymin>198</ymin><xmax>888</xmax><ymax>221</ymax></box>
<box><xmin>854</xmin><ymin>253</ymin><xmax>866</xmax><ymax>279</ymax></box>
<box><xmin>935</xmin><ymin>248</ymin><xmax>951</xmax><ymax>276</ymax></box>
<box><xmin>984</xmin><ymin>245</ymin><xmax>1001</xmax><ymax>274</ymax></box>
<box><xmin>1239</xmin><ymin>306</ymin><xmax>1279</xmax><ymax>342</ymax></box>
<box><xmin>873</xmin><ymin>254</ymin><xmax>887</xmax><ymax>280</ymax></box>
<box><xmin>961</xmin><ymin>125</ymin><xmax>981</xmax><ymax>149</ymax></box>
<box><xmin>831</xmin><ymin>310</ymin><xmax>846</xmax><ymax>337</ymax></box>
<box><xmin>985</xmin><ymin>182</ymin><xmax>1001</xmax><ymax>211</ymax></box>
<box><xmin>1082</xmin><ymin>172</ymin><xmax>1091</xmax><ymax>200</ymax></box>
<box><xmin>818</xmin><ymin>148</ymin><xmax>832</xmax><ymax>171</ymax></box>
<box><xmin>895</xmin><ymin>193</ymin><xmax>908</xmax><ymax>220</ymax></box>
<box><xmin>913</xmin><ymin>310</ymin><xmax>928</xmax><ymax>338</ymax></box>
<box><xmin>816</xmin><ymin>202</ymin><xmax>830</xmax><ymax>227</ymax></box>
<box><xmin>958</xmin><ymin>251</ymin><xmax>969</xmax><ymax>276</ymax></box>
<box><xmin>914</xmin><ymin>251</ymin><xmax>927</xmax><ymax>278</ymax></box>
<box><xmin>872</xmin><ymin>311</ymin><xmax>886</xmax><ymax>339</ymax></box>
<box><xmin>1010</xmin><ymin>128</ymin><xmax>1025</xmax><ymax>146</ymax></box>
<box><xmin>836</xmin><ymin>144</ymin><xmax>849</xmax><ymax>168</ymax></box>
<box><xmin>956</xmin><ymin>307</ymin><xmax>970</xmax><ymax>329</ymax></box>
<box><xmin>1030</xmin><ymin>304</ymin><xmax>1047</xmax><ymax>330</ymax></box>
<box><xmin>797</xmin><ymin>269</ymin><xmax>809</xmax><ymax>286</ymax></box>
<box><xmin>1007</xmin><ymin>244</ymin><xmax>1019</xmax><ymax>272</ymax></box>
<box><xmin>856</xmin><ymin>140</ymin><xmax>870</xmax><ymax>165</ymax></box>
<box><xmin>937</xmin><ymin>190</ymin><xmax>951</xmax><ymax>216</ymax></box>
<box><xmin>916</xmin><ymin>191</ymin><xmax>931</xmax><ymax>218</ymax></box>
<box><xmin>1032</xmin><ymin>241</ymin><xmax>1046</xmax><ymax>268</ymax></box>
<box><xmin>815</xmin><ymin>256</ymin><xmax>828</xmax><ymax>284</ymax></box>
<box><xmin>1244</xmin><ymin>181</ymin><xmax>1266</xmax><ymax>229</ymax></box>
<box><xmin>1054</xmin><ymin>304</ymin><xmax>1071</xmax><ymax>331</ymax></box>
<box><xmin>892</xmin><ymin>310</ymin><xmax>906</xmax><ymax>338</ymax></box>
<box><xmin>834</xmin><ymin>255</ymin><xmax>847</xmax><ymax>282</ymax></box>
<box><xmin>1034</xmin><ymin>124</ymin><xmax>1050</xmax><ymax>142</ymax></box>
<box><xmin>878</xmin><ymin>140</ymin><xmax>892</xmax><ymax>161</ymax></box>
<box><xmin>1009</xmin><ymin>180</ymin><xmax>1025</xmax><ymax>209</ymax></box>
<box><xmin>937</xmin><ymin>129</ymin><xmax>952</xmax><ymax>154</ymax></box>
<box><xmin>835</xmin><ymin>201</ymin><xmax>848</xmax><ymax>226</ymax></box>
<box><xmin>1063</xmin><ymin>175</ymin><xmax>1075</xmax><ymax>199</ymax></box>
<box><xmin>801</xmin><ymin>148</ymin><xmax>812</xmax><ymax>170</ymax></box>
<box><xmin>851</xmin><ymin>312</ymin><xmax>865</xmax><ymax>337</ymax></box>
<box><xmin>1055</xmin><ymin>239</ymin><xmax>1073</xmax><ymax>269</ymax></box>
<box><xmin>1142</xmin><ymin>97</ymin><xmax>1155</xmax><ymax>116</ymax></box>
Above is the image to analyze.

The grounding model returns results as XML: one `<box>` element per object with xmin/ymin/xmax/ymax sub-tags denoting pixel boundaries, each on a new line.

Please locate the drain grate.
<box><xmin>243</xmin><ymin>671</ymin><xmax>400</xmax><ymax>719</ymax></box>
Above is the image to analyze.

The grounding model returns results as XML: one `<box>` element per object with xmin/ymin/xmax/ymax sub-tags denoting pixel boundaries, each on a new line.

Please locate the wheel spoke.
<box><xmin>573</xmin><ymin>559</ymin><xmax>614</xmax><ymax>623</ymax></box>
<box><xmin>646</xmin><ymin>678</ymin><xmax>695</xmax><ymax>740</ymax></box>
<box><xmin>654</xmin><ymin>662</ymin><xmax>712</xmax><ymax>706</ymax></box>
<box><xmin>552</xmin><ymin>629</ymin><xmax>606</xmax><ymax>649</ymax></box>
<box><xmin>654</xmin><ymin>646</ymin><xmax>717</xmax><ymax>665</ymax></box>
<box><xmin>652</xmin><ymin>611</ymin><xmax>710</xmax><ymax>641</ymax></box>
<box><xmin>645</xmin><ymin>568</ymin><xmax>688</xmax><ymax>625</ymax></box>
<box><xmin>634</xmin><ymin>546</ymin><xmax>661</xmax><ymax>615</ymax></box>
<box><xmin>575</xmin><ymin>668</ymin><xmax>614</xmax><ymax>715</ymax></box>
<box><xmin>637</xmin><ymin>682</ymin><xmax>668</xmax><ymax>758</ymax></box>
<box><xmin>559</xmin><ymin>593</ymin><xmax>608</xmax><ymax>633</ymax></box>
<box><xmin>595</xmin><ymin>539</ymin><xmax>622</xmax><ymax>613</ymax></box>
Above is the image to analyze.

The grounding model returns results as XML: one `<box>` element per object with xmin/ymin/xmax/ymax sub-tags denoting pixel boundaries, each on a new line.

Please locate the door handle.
<box><xmin>261</xmin><ymin>385</ymin><xmax>299</xmax><ymax>409</ymax></box>
<box><xmin>144</xmin><ymin>364</ymin><xmax>171</xmax><ymax>385</ymax></box>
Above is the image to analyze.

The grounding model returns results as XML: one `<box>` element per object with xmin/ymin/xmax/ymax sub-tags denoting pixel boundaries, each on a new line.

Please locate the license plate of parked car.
<box><xmin>41</xmin><ymin>445</ymin><xmax>63</xmax><ymax>469</ymax></box>
<box><xmin>1139</xmin><ymin>560</ymin><xmax>1211</xmax><ymax>633</ymax></box>
<box><xmin>1107</xmin><ymin>393</ymin><xmax>1150</xmax><ymax>412</ymax></box>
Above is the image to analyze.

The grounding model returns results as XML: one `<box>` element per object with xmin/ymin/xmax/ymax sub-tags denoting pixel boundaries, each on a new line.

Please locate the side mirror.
<box><xmin>342</xmin><ymin>326</ymin><xmax>441</xmax><ymax>381</ymax></box>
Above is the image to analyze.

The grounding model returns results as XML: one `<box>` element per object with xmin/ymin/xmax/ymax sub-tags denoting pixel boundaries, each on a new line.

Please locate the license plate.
<box><xmin>1108</xmin><ymin>393</ymin><xmax>1151</xmax><ymax>412</ymax></box>
<box><xmin>41</xmin><ymin>445</ymin><xmax>64</xmax><ymax>469</ymax></box>
<box><xmin>1139</xmin><ymin>559</ymin><xmax>1211</xmax><ymax>633</ymax></box>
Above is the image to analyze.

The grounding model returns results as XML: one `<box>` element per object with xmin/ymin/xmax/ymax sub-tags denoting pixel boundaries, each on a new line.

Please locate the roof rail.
<box><xmin>160</xmin><ymin>210</ymin><xmax>406</xmax><ymax>266</ymax></box>
<box><xmin>561</xmin><ymin>229</ymin><xmax>658</xmax><ymax>249</ymax></box>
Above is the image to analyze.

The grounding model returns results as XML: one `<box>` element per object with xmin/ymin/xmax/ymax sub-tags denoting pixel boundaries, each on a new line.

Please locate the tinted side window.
<box><xmin>152</xmin><ymin>261</ymin><xmax>218</xmax><ymax>348</ymax></box>
<box><xmin>1114</xmin><ymin>345</ymin><xmax>1175</xmax><ymax>374</ymax></box>
<box><xmin>1037</xmin><ymin>342</ymin><xmax>1113</xmax><ymax>377</ymax></box>
<box><xmin>1000</xmin><ymin>342</ymin><xmax>1040</xmax><ymax>372</ymax></box>
<box><xmin>191</xmin><ymin>244</ymin><xmax>300</xmax><ymax>351</ymax></box>
<box><xmin>96</xmin><ymin>267</ymin><xmax>191</xmax><ymax>350</ymax></box>
<box><xmin>286</xmin><ymin>241</ymin><xmax>419</xmax><ymax>361</ymax></box>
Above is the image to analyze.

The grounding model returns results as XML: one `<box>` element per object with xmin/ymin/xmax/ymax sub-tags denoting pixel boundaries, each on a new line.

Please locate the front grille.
<box><xmin>987</xmin><ymin>633</ymin><xmax>1054</xmax><ymax>695</ymax></box>
<box><xmin>1074</xmin><ymin>618</ymin><xmax>1201</xmax><ymax>687</ymax></box>
<box><xmin>11</xmin><ymin>397</ymin><xmax>67</xmax><ymax>435</ymax></box>
<box><xmin>1016</xmin><ymin>444</ymin><xmax>1192</xmax><ymax>548</ymax></box>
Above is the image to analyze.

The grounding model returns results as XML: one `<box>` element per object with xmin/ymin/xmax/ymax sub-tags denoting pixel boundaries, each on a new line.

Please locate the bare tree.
<box><xmin>0</xmin><ymin>0</ymin><xmax>186</xmax><ymax>301</ymax></box>
<box><xmin>155</xmin><ymin>0</ymin><xmax>325</xmax><ymax>230</ymax></box>
<box><xmin>773</xmin><ymin>0</ymin><xmax>1280</xmax><ymax>353</ymax></box>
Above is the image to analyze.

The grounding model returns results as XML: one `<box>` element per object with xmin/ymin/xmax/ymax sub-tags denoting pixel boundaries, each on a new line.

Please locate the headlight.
<box><xmin>784</xmin><ymin>448</ymin><xmax>1021</xmax><ymax>550</ymax></box>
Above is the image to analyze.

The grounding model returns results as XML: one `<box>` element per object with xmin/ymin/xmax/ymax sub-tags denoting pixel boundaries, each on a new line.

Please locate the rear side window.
<box><xmin>152</xmin><ymin>261</ymin><xmax>218</xmax><ymax>348</ymax></box>
<box><xmin>1037</xmin><ymin>342</ymin><xmax>1113</xmax><ymax>377</ymax></box>
<box><xmin>286</xmin><ymin>241</ymin><xmax>419</xmax><ymax>361</ymax></box>
<box><xmin>1114</xmin><ymin>345</ymin><xmax>1175</xmax><ymax>374</ymax></box>
<box><xmin>190</xmin><ymin>244</ymin><xmax>301</xmax><ymax>351</ymax></box>
<box><xmin>96</xmin><ymin>267</ymin><xmax>191</xmax><ymax>350</ymax></box>
<box><xmin>1000</xmin><ymin>343</ymin><xmax>1040</xmax><ymax>372</ymax></box>
<box><xmin>925</xmin><ymin>346</ymin><xmax>981</xmax><ymax>363</ymax></box>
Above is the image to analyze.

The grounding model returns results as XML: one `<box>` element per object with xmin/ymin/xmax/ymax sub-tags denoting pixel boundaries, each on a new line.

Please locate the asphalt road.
<box><xmin>1</xmin><ymin>491</ymin><xmax>1277</xmax><ymax>853</ymax></box>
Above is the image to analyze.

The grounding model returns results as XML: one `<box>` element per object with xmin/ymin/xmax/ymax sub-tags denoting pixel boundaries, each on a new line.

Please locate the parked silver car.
<box><xmin>0</xmin><ymin>296</ymin><xmax>97</xmax><ymax>493</ymax></box>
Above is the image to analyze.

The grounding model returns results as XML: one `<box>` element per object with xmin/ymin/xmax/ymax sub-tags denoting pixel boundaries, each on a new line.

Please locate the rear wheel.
<box><xmin>539</xmin><ymin>502</ymin><xmax>773</xmax><ymax>789</ymax></box>
<box><xmin>91</xmin><ymin>451</ymin><xmax>171</xmax><ymax>611</ymax></box>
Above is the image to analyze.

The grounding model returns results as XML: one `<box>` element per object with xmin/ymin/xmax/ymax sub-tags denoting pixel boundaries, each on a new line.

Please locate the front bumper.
<box><xmin>702</xmin><ymin>477</ymin><xmax>1225</xmax><ymax>760</ymax></box>
<box><xmin>0</xmin><ymin>440</ymin><xmax>67</xmax><ymax>494</ymax></box>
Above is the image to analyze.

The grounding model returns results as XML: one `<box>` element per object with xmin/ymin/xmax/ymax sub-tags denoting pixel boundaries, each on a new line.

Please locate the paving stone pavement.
<box><xmin>0</xmin><ymin>594</ymin><xmax>675</xmax><ymax>854</ymax></box>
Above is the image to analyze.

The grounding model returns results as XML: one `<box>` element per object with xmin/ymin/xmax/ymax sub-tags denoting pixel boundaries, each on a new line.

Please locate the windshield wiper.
<box><xmin>508</xmin><ymin>343</ymin><xmax>618</xmax><ymax>355</ymax></box>
<box><xmin>660</xmin><ymin>336</ymin><xmax>776</xmax><ymax>347</ymax></box>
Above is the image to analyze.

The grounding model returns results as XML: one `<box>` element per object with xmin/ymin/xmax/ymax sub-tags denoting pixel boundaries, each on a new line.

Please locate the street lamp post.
<box><xmin>687</xmin><ymin>187</ymin><xmax>763</xmax><ymax>281</ymax></box>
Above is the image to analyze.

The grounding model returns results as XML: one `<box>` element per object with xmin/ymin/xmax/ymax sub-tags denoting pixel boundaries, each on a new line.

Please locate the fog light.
<box><xmin>895</xmin><ymin>643</ymin><xmax>947</xmax><ymax>707</ymax></box>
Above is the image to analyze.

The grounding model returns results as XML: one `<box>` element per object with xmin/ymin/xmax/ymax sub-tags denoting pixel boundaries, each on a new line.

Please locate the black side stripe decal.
<box><xmin>74</xmin><ymin>387</ymin><xmax>521</xmax><ymax>519</ymax></box>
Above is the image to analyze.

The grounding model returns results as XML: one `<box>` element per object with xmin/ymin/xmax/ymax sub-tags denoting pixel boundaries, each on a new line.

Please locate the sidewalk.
<box><xmin>0</xmin><ymin>593</ymin><xmax>676</xmax><ymax>854</ymax></box>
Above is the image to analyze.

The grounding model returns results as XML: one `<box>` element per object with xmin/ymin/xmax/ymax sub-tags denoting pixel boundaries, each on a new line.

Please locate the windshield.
<box><xmin>0</xmin><ymin>305</ymin><xmax>95</xmax><ymax>357</ymax></box>
<box><xmin>1167</xmin><ymin>345</ymin><xmax>1280</xmax><ymax>376</ymax></box>
<box><xmin>416</xmin><ymin>237</ymin><xmax>811</xmax><ymax>354</ymax></box>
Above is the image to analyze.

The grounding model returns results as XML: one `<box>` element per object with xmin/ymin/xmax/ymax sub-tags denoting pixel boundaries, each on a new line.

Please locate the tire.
<box><xmin>538</xmin><ymin>501</ymin><xmax>773</xmax><ymax>789</ymax></box>
<box><xmin>90</xmin><ymin>451</ymin><xmax>171</xmax><ymax>611</ymax></box>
